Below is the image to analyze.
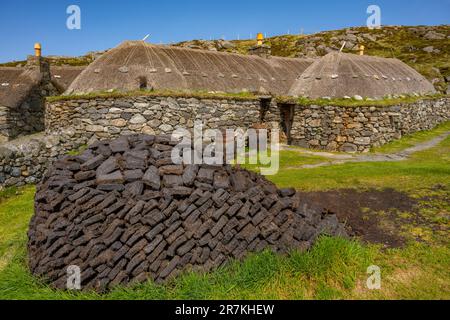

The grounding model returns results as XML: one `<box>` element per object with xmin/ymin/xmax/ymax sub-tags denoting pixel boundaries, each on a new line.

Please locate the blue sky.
<box><xmin>0</xmin><ymin>0</ymin><xmax>448</xmax><ymax>62</ymax></box>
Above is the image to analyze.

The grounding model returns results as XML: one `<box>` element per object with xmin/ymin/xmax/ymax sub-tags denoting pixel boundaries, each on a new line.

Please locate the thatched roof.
<box><xmin>0</xmin><ymin>67</ymin><xmax>41</xmax><ymax>108</ymax></box>
<box><xmin>50</xmin><ymin>66</ymin><xmax>85</xmax><ymax>92</ymax></box>
<box><xmin>67</xmin><ymin>41</ymin><xmax>314</xmax><ymax>95</ymax></box>
<box><xmin>288</xmin><ymin>52</ymin><xmax>436</xmax><ymax>98</ymax></box>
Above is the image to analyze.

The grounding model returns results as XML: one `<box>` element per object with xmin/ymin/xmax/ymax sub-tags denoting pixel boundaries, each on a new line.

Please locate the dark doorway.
<box><xmin>259</xmin><ymin>98</ymin><xmax>271</xmax><ymax>122</ymax></box>
<box><xmin>138</xmin><ymin>76</ymin><xmax>148</xmax><ymax>90</ymax></box>
<box><xmin>279</xmin><ymin>104</ymin><xmax>295</xmax><ymax>145</ymax></box>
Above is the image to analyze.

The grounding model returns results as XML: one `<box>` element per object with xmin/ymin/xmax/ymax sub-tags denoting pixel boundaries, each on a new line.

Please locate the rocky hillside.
<box><xmin>2</xmin><ymin>25</ymin><xmax>449</xmax><ymax>92</ymax></box>
<box><xmin>0</xmin><ymin>50</ymin><xmax>107</xmax><ymax>68</ymax></box>
<box><xmin>175</xmin><ymin>25</ymin><xmax>450</xmax><ymax>93</ymax></box>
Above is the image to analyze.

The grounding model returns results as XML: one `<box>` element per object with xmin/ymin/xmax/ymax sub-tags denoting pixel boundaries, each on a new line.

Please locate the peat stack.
<box><xmin>28</xmin><ymin>134</ymin><xmax>346</xmax><ymax>291</ymax></box>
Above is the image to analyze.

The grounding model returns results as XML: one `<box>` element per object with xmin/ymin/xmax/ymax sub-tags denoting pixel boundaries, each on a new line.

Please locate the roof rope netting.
<box><xmin>66</xmin><ymin>41</ymin><xmax>314</xmax><ymax>95</ymax></box>
<box><xmin>288</xmin><ymin>52</ymin><xmax>436</xmax><ymax>98</ymax></box>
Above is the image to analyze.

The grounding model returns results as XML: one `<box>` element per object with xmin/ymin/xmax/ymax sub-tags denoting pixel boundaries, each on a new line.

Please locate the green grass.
<box><xmin>262</xmin><ymin>134</ymin><xmax>450</xmax><ymax>193</ymax></box>
<box><xmin>0</xmin><ymin>188</ymin><xmax>373</xmax><ymax>300</ymax></box>
<box><xmin>0</xmin><ymin>186</ymin><xmax>35</xmax><ymax>273</ymax></box>
<box><xmin>67</xmin><ymin>145</ymin><xmax>87</xmax><ymax>156</ymax></box>
<box><xmin>0</xmin><ymin>194</ymin><xmax>448</xmax><ymax>300</ymax></box>
<box><xmin>0</xmin><ymin>125</ymin><xmax>449</xmax><ymax>299</ymax></box>
<box><xmin>240</xmin><ymin>149</ymin><xmax>328</xmax><ymax>172</ymax></box>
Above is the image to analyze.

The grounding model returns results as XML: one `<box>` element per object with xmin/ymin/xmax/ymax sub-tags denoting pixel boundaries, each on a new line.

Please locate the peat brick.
<box><xmin>29</xmin><ymin>134</ymin><xmax>347</xmax><ymax>292</ymax></box>
<box><xmin>110</xmin><ymin>137</ymin><xmax>130</xmax><ymax>153</ymax></box>
<box><xmin>80</xmin><ymin>155</ymin><xmax>104</xmax><ymax>171</ymax></box>
<box><xmin>213</xmin><ymin>171</ymin><xmax>230</xmax><ymax>189</ymax></box>
<box><xmin>96</xmin><ymin>156</ymin><xmax>119</xmax><ymax>176</ymax></box>
<box><xmin>143</xmin><ymin>166</ymin><xmax>160</xmax><ymax>190</ymax></box>
<box><xmin>210</xmin><ymin>216</ymin><xmax>228</xmax><ymax>237</ymax></box>
<box><xmin>163</xmin><ymin>175</ymin><xmax>183</xmax><ymax>188</ymax></box>
<box><xmin>182</xmin><ymin>165</ymin><xmax>198</xmax><ymax>186</ymax></box>
<box><xmin>159</xmin><ymin>165</ymin><xmax>184</xmax><ymax>175</ymax></box>
<box><xmin>124</xmin><ymin>169</ymin><xmax>144</xmax><ymax>182</ymax></box>
<box><xmin>197</xmin><ymin>168</ymin><xmax>215</xmax><ymax>184</ymax></box>
<box><xmin>159</xmin><ymin>256</ymin><xmax>180</xmax><ymax>279</ymax></box>
<box><xmin>96</xmin><ymin>171</ymin><xmax>124</xmax><ymax>185</ymax></box>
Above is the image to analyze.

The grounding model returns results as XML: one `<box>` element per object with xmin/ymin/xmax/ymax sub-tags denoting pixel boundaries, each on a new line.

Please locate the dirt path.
<box><xmin>283</xmin><ymin>132</ymin><xmax>450</xmax><ymax>169</ymax></box>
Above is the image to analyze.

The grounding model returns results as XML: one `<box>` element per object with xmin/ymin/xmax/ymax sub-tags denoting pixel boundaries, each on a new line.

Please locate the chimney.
<box><xmin>26</xmin><ymin>43</ymin><xmax>51</xmax><ymax>81</ymax></box>
<box><xmin>249</xmin><ymin>33</ymin><xmax>271</xmax><ymax>58</ymax></box>
<box><xmin>359</xmin><ymin>44</ymin><xmax>365</xmax><ymax>56</ymax></box>
<box><xmin>34</xmin><ymin>43</ymin><xmax>42</xmax><ymax>57</ymax></box>
<box><xmin>257</xmin><ymin>33</ymin><xmax>264</xmax><ymax>46</ymax></box>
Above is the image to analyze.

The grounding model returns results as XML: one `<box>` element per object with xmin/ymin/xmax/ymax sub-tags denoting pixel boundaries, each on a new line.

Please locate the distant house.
<box><xmin>0</xmin><ymin>54</ymin><xmax>84</xmax><ymax>142</ymax></box>
<box><xmin>68</xmin><ymin>41</ymin><xmax>436</xmax><ymax>100</ymax></box>
<box><xmin>50</xmin><ymin>66</ymin><xmax>86</xmax><ymax>93</ymax></box>
<box><xmin>66</xmin><ymin>41</ymin><xmax>314</xmax><ymax>96</ymax></box>
<box><xmin>0</xmin><ymin>39</ymin><xmax>438</xmax><ymax>143</ymax></box>
<box><xmin>289</xmin><ymin>52</ymin><xmax>436</xmax><ymax>98</ymax></box>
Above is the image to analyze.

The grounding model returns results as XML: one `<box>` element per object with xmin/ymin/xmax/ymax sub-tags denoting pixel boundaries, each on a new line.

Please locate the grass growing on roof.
<box><xmin>276</xmin><ymin>94</ymin><xmax>447</xmax><ymax>108</ymax></box>
<box><xmin>46</xmin><ymin>89</ymin><xmax>259</xmax><ymax>103</ymax></box>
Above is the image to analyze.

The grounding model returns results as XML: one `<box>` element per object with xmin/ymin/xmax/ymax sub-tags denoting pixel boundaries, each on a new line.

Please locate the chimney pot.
<box><xmin>359</xmin><ymin>44</ymin><xmax>365</xmax><ymax>56</ymax></box>
<box><xmin>34</xmin><ymin>43</ymin><xmax>42</xmax><ymax>57</ymax></box>
<box><xmin>257</xmin><ymin>33</ymin><xmax>264</xmax><ymax>46</ymax></box>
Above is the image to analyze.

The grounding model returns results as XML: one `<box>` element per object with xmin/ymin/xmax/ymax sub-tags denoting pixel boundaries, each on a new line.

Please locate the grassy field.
<box><xmin>0</xmin><ymin>124</ymin><xmax>449</xmax><ymax>300</ymax></box>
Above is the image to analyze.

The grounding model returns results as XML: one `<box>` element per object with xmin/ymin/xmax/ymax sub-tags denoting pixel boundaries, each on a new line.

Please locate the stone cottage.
<box><xmin>0</xmin><ymin>48</ymin><xmax>84</xmax><ymax>142</ymax></box>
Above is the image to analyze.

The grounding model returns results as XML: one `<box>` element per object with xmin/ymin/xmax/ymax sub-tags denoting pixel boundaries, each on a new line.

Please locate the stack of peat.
<box><xmin>28</xmin><ymin>134</ymin><xmax>346</xmax><ymax>291</ymax></box>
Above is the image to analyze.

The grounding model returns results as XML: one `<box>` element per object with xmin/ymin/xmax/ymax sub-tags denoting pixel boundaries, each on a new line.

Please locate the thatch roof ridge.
<box><xmin>288</xmin><ymin>52</ymin><xmax>436</xmax><ymax>98</ymax></box>
<box><xmin>67</xmin><ymin>41</ymin><xmax>315</xmax><ymax>95</ymax></box>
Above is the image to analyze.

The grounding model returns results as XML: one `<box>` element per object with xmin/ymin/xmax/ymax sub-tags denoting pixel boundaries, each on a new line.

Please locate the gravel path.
<box><xmin>282</xmin><ymin>132</ymin><xmax>450</xmax><ymax>169</ymax></box>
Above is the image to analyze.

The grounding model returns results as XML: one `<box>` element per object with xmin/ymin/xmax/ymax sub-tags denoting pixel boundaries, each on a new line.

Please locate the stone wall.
<box><xmin>45</xmin><ymin>96</ymin><xmax>268</xmax><ymax>140</ymax></box>
<box><xmin>1</xmin><ymin>95</ymin><xmax>272</xmax><ymax>189</ymax></box>
<box><xmin>0</xmin><ymin>87</ymin><xmax>45</xmax><ymax>142</ymax></box>
<box><xmin>289</xmin><ymin>98</ymin><xmax>450</xmax><ymax>152</ymax></box>
<box><xmin>46</xmin><ymin>95</ymin><xmax>449</xmax><ymax>154</ymax></box>
<box><xmin>0</xmin><ymin>132</ymin><xmax>88</xmax><ymax>188</ymax></box>
<box><xmin>1</xmin><ymin>95</ymin><xmax>449</xmax><ymax>189</ymax></box>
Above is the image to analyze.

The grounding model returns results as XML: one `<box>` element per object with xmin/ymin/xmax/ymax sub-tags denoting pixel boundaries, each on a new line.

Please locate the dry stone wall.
<box><xmin>289</xmin><ymin>98</ymin><xmax>450</xmax><ymax>152</ymax></box>
<box><xmin>0</xmin><ymin>132</ymin><xmax>88</xmax><ymax>188</ymax></box>
<box><xmin>45</xmin><ymin>96</ymin><xmax>266</xmax><ymax>140</ymax></box>
<box><xmin>0</xmin><ymin>87</ymin><xmax>47</xmax><ymax>143</ymax></box>
<box><xmin>1</xmin><ymin>95</ymin><xmax>448</xmax><ymax>188</ymax></box>
<box><xmin>46</xmin><ymin>95</ymin><xmax>450</xmax><ymax>154</ymax></box>
<box><xmin>28</xmin><ymin>134</ymin><xmax>347</xmax><ymax>291</ymax></box>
